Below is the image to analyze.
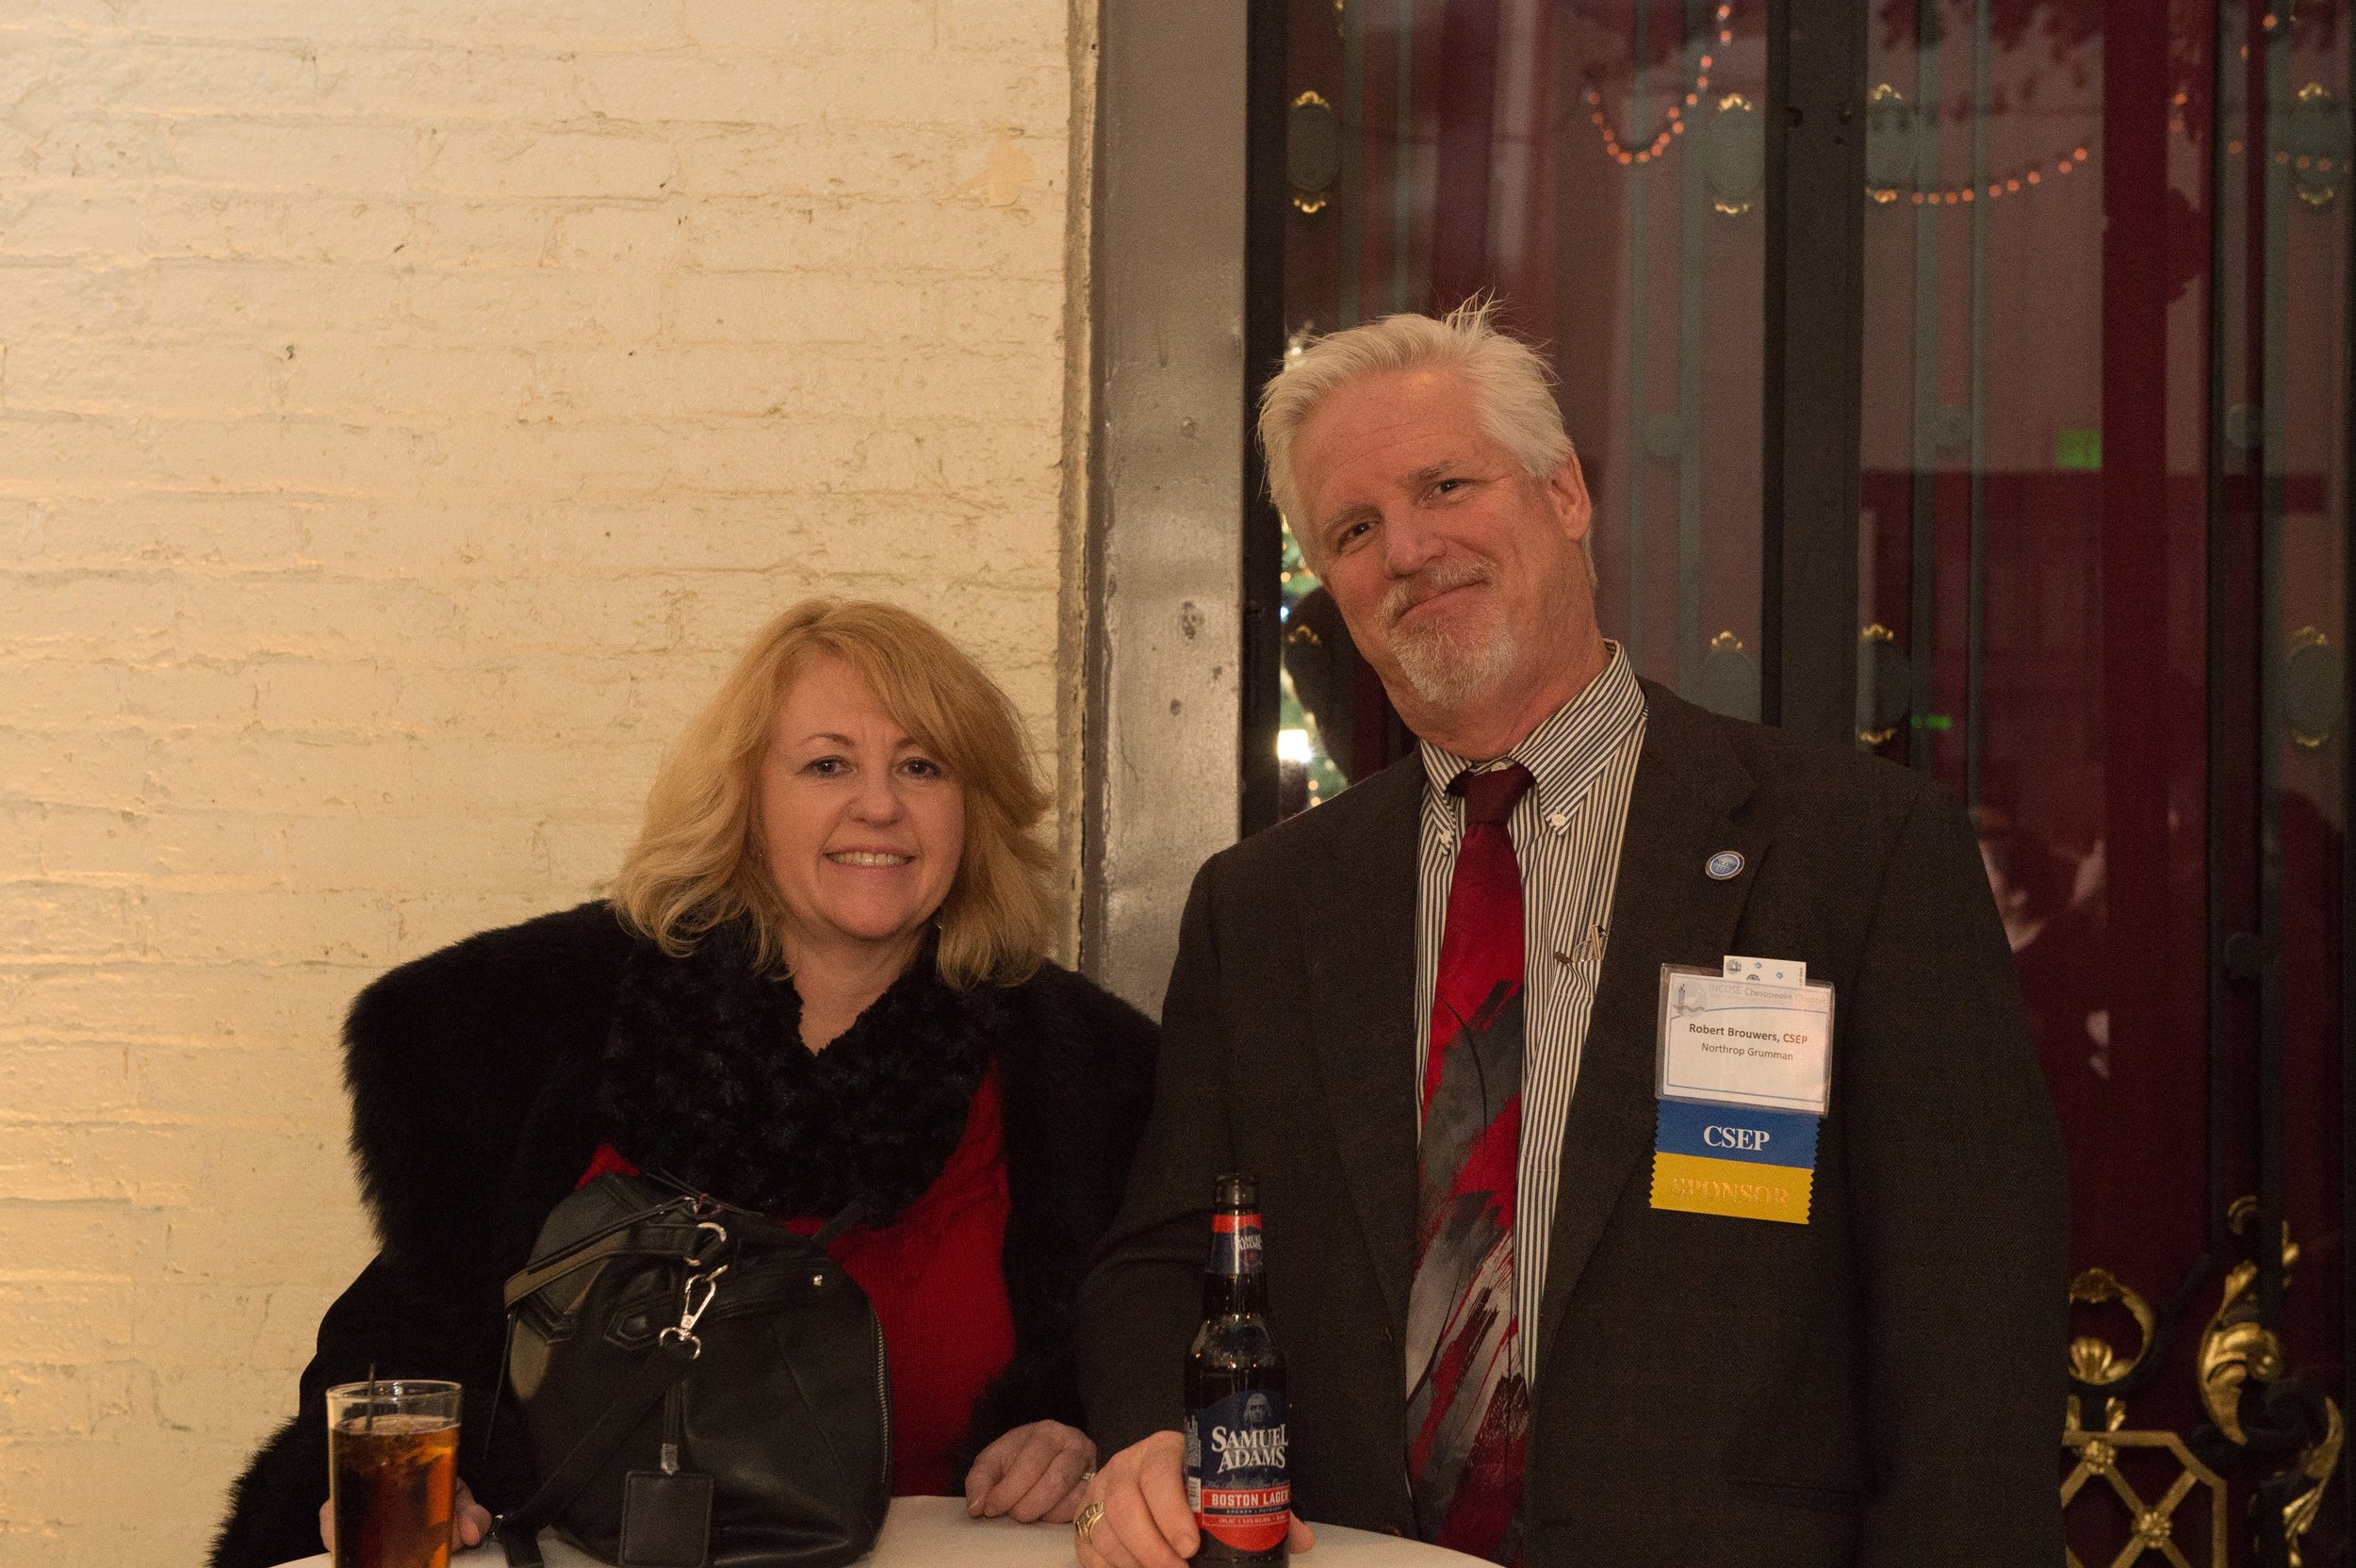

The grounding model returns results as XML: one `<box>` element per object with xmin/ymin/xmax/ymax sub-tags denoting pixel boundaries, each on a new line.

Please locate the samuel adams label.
<box><xmin>1185</xmin><ymin>1174</ymin><xmax>1290</xmax><ymax>1566</ymax></box>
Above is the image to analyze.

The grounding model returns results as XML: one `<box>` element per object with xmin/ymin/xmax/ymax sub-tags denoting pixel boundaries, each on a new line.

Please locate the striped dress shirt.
<box><xmin>1413</xmin><ymin>643</ymin><xmax>1647</xmax><ymax>1384</ymax></box>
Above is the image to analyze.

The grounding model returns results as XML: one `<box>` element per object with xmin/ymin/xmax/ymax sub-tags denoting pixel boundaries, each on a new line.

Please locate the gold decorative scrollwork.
<box><xmin>2282</xmin><ymin>1399</ymin><xmax>2344</xmax><ymax>1567</ymax></box>
<box><xmin>2065</xmin><ymin>1200</ymin><xmax>2343</xmax><ymax>1568</ymax></box>
<box><xmin>2198</xmin><ymin>1266</ymin><xmax>2282</xmax><ymax>1444</ymax></box>
<box><xmin>2198</xmin><ymin>1198</ymin><xmax>2295</xmax><ymax>1444</ymax></box>
<box><xmin>2069</xmin><ymin>1266</ymin><xmax>2156</xmax><ymax>1401</ymax></box>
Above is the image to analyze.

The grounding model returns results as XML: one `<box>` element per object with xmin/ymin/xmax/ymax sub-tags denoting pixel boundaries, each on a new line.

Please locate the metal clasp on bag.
<box><xmin>683</xmin><ymin>1219</ymin><xmax>728</xmax><ymax>1269</ymax></box>
<box><xmin>658</xmin><ymin>1265</ymin><xmax>728</xmax><ymax>1359</ymax></box>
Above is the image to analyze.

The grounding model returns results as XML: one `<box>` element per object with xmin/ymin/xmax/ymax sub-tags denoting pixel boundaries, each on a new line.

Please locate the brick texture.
<box><xmin>0</xmin><ymin>3</ymin><xmax>1088</xmax><ymax>1560</ymax></box>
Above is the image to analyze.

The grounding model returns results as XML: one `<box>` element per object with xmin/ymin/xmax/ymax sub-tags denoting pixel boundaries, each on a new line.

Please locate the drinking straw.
<box><xmin>366</xmin><ymin>1363</ymin><xmax>379</xmax><ymax>1433</ymax></box>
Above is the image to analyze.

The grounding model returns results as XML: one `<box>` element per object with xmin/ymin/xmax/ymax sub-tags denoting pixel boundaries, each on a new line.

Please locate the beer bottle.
<box><xmin>1185</xmin><ymin>1173</ymin><xmax>1290</xmax><ymax>1566</ymax></box>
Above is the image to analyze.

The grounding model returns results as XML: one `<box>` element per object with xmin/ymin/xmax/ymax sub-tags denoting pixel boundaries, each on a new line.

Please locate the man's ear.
<box><xmin>1546</xmin><ymin>450</ymin><xmax>1594</xmax><ymax>544</ymax></box>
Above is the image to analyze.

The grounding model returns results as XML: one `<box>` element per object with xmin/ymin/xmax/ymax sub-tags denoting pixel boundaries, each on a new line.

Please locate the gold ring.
<box><xmin>1074</xmin><ymin>1500</ymin><xmax>1105</xmax><ymax>1544</ymax></box>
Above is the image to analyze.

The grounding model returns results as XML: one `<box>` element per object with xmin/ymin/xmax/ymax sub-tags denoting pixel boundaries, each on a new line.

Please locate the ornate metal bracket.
<box><xmin>2282</xmin><ymin>627</ymin><xmax>2341</xmax><ymax>750</ymax></box>
<box><xmin>1288</xmin><ymin>91</ymin><xmax>1340</xmax><ymax>216</ymax></box>
<box><xmin>1855</xmin><ymin>623</ymin><xmax>1908</xmax><ymax>746</ymax></box>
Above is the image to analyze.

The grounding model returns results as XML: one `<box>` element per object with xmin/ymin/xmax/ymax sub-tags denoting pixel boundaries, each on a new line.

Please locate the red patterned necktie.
<box><xmin>1404</xmin><ymin>763</ymin><xmax>1532</xmax><ymax>1564</ymax></box>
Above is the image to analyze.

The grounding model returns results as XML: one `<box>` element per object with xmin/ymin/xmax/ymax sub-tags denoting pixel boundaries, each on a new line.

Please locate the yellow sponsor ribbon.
<box><xmin>1649</xmin><ymin>1150</ymin><xmax>1814</xmax><ymax>1224</ymax></box>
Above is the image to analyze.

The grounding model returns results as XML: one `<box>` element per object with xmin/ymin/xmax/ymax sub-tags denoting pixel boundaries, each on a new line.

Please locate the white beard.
<box><xmin>1393</xmin><ymin>616</ymin><xmax>1516</xmax><ymax>709</ymax></box>
<box><xmin>1381</xmin><ymin>564</ymin><xmax>1516</xmax><ymax>710</ymax></box>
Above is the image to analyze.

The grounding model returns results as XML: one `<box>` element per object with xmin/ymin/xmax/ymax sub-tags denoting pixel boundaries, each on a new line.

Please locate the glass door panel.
<box><xmin>1269</xmin><ymin>0</ymin><xmax>1769</xmax><ymax>820</ymax></box>
<box><xmin>1858</xmin><ymin>1</ymin><xmax>2351</xmax><ymax>1560</ymax></box>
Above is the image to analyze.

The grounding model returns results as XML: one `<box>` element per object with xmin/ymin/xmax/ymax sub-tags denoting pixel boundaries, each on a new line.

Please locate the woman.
<box><xmin>209</xmin><ymin>600</ymin><xmax>1158</xmax><ymax>1567</ymax></box>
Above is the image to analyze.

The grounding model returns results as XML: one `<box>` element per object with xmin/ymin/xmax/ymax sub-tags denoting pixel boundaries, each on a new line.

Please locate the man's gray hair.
<box><xmin>1257</xmin><ymin>298</ymin><xmax>1577</xmax><ymax>557</ymax></box>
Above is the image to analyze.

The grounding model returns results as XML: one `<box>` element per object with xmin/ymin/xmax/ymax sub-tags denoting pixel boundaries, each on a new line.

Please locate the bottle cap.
<box><xmin>1214</xmin><ymin>1173</ymin><xmax>1258</xmax><ymax>1209</ymax></box>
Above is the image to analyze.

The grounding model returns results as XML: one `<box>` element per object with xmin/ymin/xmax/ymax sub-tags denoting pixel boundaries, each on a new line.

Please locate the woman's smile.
<box><xmin>826</xmin><ymin>848</ymin><xmax>914</xmax><ymax>868</ymax></box>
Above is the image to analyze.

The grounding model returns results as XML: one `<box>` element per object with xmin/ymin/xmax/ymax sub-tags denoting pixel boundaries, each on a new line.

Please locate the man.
<box><xmin>1072</xmin><ymin>303</ymin><xmax>2066</xmax><ymax>1566</ymax></box>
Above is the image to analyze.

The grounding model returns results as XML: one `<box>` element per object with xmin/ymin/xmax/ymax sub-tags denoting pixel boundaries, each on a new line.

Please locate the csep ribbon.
<box><xmin>1648</xmin><ymin>1098</ymin><xmax>1820</xmax><ymax>1225</ymax></box>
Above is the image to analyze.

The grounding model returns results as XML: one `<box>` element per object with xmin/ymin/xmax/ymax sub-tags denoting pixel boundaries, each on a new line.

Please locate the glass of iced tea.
<box><xmin>326</xmin><ymin>1379</ymin><xmax>463</xmax><ymax>1568</ymax></box>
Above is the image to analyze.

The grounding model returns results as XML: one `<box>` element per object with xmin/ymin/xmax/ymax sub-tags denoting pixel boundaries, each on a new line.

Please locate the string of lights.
<box><xmin>1581</xmin><ymin>2</ymin><xmax>1735</xmax><ymax>167</ymax></box>
<box><xmin>1873</xmin><ymin>142</ymin><xmax>2091</xmax><ymax>205</ymax></box>
<box><xmin>1579</xmin><ymin>8</ymin><xmax>2342</xmax><ymax>206</ymax></box>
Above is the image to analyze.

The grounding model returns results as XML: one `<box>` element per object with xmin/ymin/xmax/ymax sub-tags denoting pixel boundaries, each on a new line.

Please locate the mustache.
<box><xmin>1380</xmin><ymin>560</ymin><xmax>1497</xmax><ymax>627</ymax></box>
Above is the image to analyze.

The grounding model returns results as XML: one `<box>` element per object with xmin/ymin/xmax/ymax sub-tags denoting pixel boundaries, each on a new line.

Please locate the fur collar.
<box><xmin>595</xmin><ymin>919</ymin><xmax>997</xmax><ymax>1223</ymax></box>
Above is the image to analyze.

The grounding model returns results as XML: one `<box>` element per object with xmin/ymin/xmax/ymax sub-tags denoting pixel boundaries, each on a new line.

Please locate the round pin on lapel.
<box><xmin>1705</xmin><ymin>850</ymin><xmax>1745</xmax><ymax>880</ymax></box>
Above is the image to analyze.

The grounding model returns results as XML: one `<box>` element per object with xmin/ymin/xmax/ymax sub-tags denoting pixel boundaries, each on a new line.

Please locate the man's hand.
<box><xmin>963</xmin><ymin>1418</ymin><xmax>1098</xmax><ymax>1524</ymax></box>
<box><xmin>319</xmin><ymin>1477</ymin><xmax>493</xmax><ymax>1554</ymax></box>
<box><xmin>1075</xmin><ymin>1430</ymin><xmax>1315</xmax><ymax>1568</ymax></box>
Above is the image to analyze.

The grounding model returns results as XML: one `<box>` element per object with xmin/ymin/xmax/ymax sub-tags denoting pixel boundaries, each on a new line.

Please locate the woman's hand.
<box><xmin>963</xmin><ymin>1418</ymin><xmax>1099</xmax><ymax>1524</ymax></box>
<box><xmin>319</xmin><ymin>1477</ymin><xmax>494</xmax><ymax>1553</ymax></box>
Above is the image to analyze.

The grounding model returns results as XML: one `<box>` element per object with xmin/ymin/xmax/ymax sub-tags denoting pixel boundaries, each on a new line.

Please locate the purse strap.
<box><xmin>494</xmin><ymin>1334</ymin><xmax>699</xmax><ymax>1568</ymax></box>
<box><xmin>810</xmin><ymin>1196</ymin><xmax>866</xmax><ymax>1248</ymax></box>
<box><xmin>499</xmin><ymin>1223</ymin><xmax>712</xmax><ymax>1312</ymax></box>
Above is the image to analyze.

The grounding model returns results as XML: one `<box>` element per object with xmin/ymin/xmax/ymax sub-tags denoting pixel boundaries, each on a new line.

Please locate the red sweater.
<box><xmin>577</xmin><ymin>1070</ymin><xmax>1019</xmax><ymax>1496</ymax></box>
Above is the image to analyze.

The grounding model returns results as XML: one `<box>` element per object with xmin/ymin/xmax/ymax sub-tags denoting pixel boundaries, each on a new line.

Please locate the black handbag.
<box><xmin>491</xmin><ymin>1173</ymin><xmax>892</xmax><ymax>1568</ymax></box>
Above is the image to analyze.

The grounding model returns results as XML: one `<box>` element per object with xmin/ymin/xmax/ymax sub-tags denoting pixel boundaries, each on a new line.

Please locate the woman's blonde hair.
<box><xmin>613</xmin><ymin>599</ymin><xmax>1055</xmax><ymax>988</ymax></box>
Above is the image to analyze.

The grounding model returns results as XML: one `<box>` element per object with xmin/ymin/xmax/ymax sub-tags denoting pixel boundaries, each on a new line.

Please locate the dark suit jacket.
<box><xmin>1077</xmin><ymin>679</ymin><xmax>2067</xmax><ymax>1565</ymax></box>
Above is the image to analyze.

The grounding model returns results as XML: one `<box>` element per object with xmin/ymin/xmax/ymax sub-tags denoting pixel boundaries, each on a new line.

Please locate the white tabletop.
<box><xmin>276</xmin><ymin>1494</ymin><xmax>1486</xmax><ymax>1567</ymax></box>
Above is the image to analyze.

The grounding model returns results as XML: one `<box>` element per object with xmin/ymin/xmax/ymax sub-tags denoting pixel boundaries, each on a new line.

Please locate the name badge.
<box><xmin>1649</xmin><ymin>961</ymin><xmax>1834</xmax><ymax>1225</ymax></box>
<box><xmin>1655</xmin><ymin>964</ymin><xmax>1833</xmax><ymax>1114</ymax></box>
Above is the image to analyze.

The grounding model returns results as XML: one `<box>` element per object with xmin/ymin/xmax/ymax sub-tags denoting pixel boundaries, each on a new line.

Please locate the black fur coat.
<box><xmin>208</xmin><ymin>902</ymin><xmax>1157</xmax><ymax>1568</ymax></box>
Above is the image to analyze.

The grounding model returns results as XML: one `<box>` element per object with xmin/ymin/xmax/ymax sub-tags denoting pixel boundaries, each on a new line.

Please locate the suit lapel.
<box><xmin>1300</xmin><ymin>758</ymin><xmax>1424</xmax><ymax>1341</ymax></box>
<box><xmin>1532</xmin><ymin>683</ymin><xmax>1765</xmax><ymax>1373</ymax></box>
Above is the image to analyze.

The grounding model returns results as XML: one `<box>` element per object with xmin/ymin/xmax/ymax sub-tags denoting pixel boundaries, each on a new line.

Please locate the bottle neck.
<box><xmin>1203</xmin><ymin>1270</ymin><xmax>1267</xmax><ymax>1319</ymax></box>
<box><xmin>1203</xmin><ymin>1207</ymin><xmax>1268</xmax><ymax>1317</ymax></box>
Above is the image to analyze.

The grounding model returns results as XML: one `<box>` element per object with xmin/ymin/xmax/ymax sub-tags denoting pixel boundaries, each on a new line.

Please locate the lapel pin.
<box><xmin>1705</xmin><ymin>850</ymin><xmax>1744</xmax><ymax>881</ymax></box>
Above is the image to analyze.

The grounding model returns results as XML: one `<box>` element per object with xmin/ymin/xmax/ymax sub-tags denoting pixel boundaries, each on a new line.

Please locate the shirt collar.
<box><xmin>1418</xmin><ymin>642</ymin><xmax>1647</xmax><ymax>833</ymax></box>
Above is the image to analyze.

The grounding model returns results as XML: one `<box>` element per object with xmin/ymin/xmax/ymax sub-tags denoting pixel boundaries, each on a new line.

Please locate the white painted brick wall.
<box><xmin>0</xmin><ymin>2</ymin><xmax>1088</xmax><ymax>1560</ymax></box>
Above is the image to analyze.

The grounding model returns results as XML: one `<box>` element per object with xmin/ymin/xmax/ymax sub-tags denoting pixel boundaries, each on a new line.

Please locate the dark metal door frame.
<box><xmin>1760</xmin><ymin>0</ymin><xmax>1869</xmax><ymax>743</ymax></box>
